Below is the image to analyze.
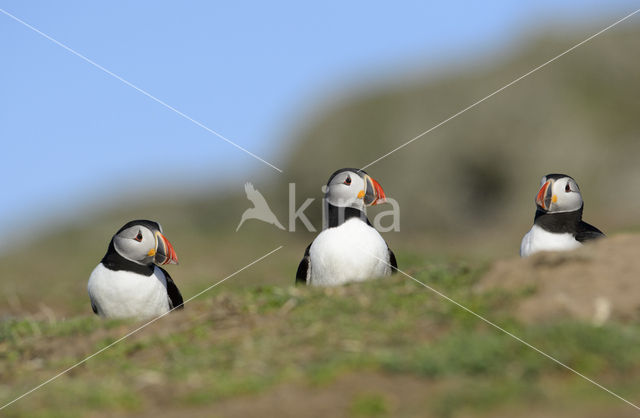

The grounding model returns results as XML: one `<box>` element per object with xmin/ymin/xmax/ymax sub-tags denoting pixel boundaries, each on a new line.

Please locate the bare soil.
<box><xmin>476</xmin><ymin>234</ymin><xmax>640</xmax><ymax>324</ymax></box>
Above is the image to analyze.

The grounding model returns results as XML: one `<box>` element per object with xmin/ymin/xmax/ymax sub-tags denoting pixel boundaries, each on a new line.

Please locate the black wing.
<box><xmin>90</xmin><ymin>300</ymin><xmax>99</xmax><ymax>315</ymax></box>
<box><xmin>388</xmin><ymin>247</ymin><xmax>398</xmax><ymax>275</ymax></box>
<box><xmin>160</xmin><ymin>267</ymin><xmax>184</xmax><ymax>310</ymax></box>
<box><xmin>575</xmin><ymin>221</ymin><xmax>605</xmax><ymax>243</ymax></box>
<box><xmin>295</xmin><ymin>243</ymin><xmax>312</xmax><ymax>285</ymax></box>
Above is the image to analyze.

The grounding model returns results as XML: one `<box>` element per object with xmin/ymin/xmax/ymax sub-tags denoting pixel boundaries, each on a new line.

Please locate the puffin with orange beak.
<box><xmin>520</xmin><ymin>174</ymin><xmax>604</xmax><ymax>257</ymax></box>
<box><xmin>296</xmin><ymin>168</ymin><xmax>397</xmax><ymax>286</ymax></box>
<box><xmin>88</xmin><ymin>220</ymin><xmax>183</xmax><ymax>318</ymax></box>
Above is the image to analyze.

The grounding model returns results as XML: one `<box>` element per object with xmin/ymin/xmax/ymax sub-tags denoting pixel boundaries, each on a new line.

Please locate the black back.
<box><xmin>534</xmin><ymin>206</ymin><xmax>605</xmax><ymax>242</ymax></box>
<box><xmin>295</xmin><ymin>243</ymin><xmax>312</xmax><ymax>285</ymax></box>
<box><xmin>574</xmin><ymin>221</ymin><xmax>606</xmax><ymax>243</ymax></box>
<box><xmin>388</xmin><ymin>248</ymin><xmax>398</xmax><ymax>274</ymax></box>
<box><xmin>160</xmin><ymin>267</ymin><xmax>184</xmax><ymax>310</ymax></box>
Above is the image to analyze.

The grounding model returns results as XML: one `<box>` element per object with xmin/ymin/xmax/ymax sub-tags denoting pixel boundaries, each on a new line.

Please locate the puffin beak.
<box><xmin>154</xmin><ymin>231</ymin><xmax>179</xmax><ymax>265</ymax></box>
<box><xmin>535</xmin><ymin>180</ymin><xmax>553</xmax><ymax>210</ymax></box>
<box><xmin>363</xmin><ymin>175</ymin><xmax>387</xmax><ymax>206</ymax></box>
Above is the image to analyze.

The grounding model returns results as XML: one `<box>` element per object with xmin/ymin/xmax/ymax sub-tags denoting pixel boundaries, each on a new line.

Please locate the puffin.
<box><xmin>296</xmin><ymin>168</ymin><xmax>397</xmax><ymax>286</ymax></box>
<box><xmin>520</xmin><ymin>174</ymin><xmax>605</xmax><ymax>257</ymax></box>
<box><xmin>88</xmin><ymin>220</ymin><xmax>183</xmax><ymax>318</ymax></box>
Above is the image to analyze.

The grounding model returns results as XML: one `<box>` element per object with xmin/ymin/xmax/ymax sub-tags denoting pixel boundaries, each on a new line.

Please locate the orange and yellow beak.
<box><xmin>362</xmin><ymin>175</ymin><xmax>387</xmax><ymax>206</ymax></box>
<box><xmin>536</xmin><ymin>180</ymin><xmax>554</xmax><ymax>210</ymax></box>
<box><xmin>153</xmin><ymin>231</ymin><xmax>179</xmax><ymax>265</ymax></box>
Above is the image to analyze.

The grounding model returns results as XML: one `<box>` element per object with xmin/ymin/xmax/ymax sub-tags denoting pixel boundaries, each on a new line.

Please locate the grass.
<box><xmin>349</xmin><ymin>393</ymin><xmax>389</xmax><ymax>417</ymax></box>
<box><xmin>2</xmin><ymin>261</ymin><xmax>640</xmax><ymax>417</ymax></box>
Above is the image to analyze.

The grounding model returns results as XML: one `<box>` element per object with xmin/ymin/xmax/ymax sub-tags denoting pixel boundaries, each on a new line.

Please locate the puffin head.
<box><xmin>535</xmin><ymin>174</ymin><xmax>583</xmax><ymax>213</ymax></box>
<box><xmin>112</xmin><ymin>220</ymin><xmax>179</xmax><ymax>266</ymax></box>
<box><xmin>325</xmin><ymin>168</ymin><xmax>386</xmax><ymax>210</ymax></box>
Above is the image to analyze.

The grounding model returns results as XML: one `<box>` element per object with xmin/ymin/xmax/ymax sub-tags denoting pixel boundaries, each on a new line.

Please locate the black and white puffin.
<box><xmin>296</xmin><ymin>168</ymin><xmax>397</xmax><ymax>286</ymax></box>
<box><xmin>520</xmin><ymin>174</ymin><xmax>605</xmax><ymax>257</ymax></box>
<box><xmin>88</xmin><ymin>220</ymin><xmax>183</xmax><ymax>318</ymax></box>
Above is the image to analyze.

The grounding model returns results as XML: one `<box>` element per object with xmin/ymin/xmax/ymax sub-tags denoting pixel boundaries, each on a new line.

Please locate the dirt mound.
<box><xmin>476</xmin><ymin>234</ymin><xmax>640</xmax><ymax>324</ymax></box>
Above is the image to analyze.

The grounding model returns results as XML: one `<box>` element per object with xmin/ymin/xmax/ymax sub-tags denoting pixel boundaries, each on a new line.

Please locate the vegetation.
<box><xmin>2</xmin><ymin>262</ymin><xmax>639</xmax><ymax>417</ymax></box>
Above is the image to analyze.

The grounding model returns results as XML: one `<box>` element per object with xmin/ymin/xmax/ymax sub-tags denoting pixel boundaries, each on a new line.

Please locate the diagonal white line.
<box><xmin>361</xmin><ymin>8</ymin><xmax>640</xmax><ymax>171</ymax></box>
<box><xmin>364</xmin><ymin>251</ymin><xmax>640</xmax><ymax>412</ymax></box>
<box><xmin>0</xmin><ymin>8</ymin><xmax>283</xmax><ymax>173</ymax></box>
<box><xmin>0</xmin><ymin>245</ymin><xmax>284</xmax><ymax>411</ymax></box>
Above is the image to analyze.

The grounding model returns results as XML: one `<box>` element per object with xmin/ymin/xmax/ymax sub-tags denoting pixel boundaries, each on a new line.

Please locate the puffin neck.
<box><xmin>534</xmin><ymin>205</ymin><xmax>583</xmax><ymax>233</ymax></box>
<box><xmin>326</xmin><ymin>203</ymin><xmax>371</xmax><ymax>228</ymax></box>
<box><xmin>101</xmin><ymin>239</ymin><xmax>155</xmax><ymax>276</ymax></box>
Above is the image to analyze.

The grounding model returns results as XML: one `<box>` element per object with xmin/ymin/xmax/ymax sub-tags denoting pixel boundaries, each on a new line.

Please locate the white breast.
<box><xmin>87</xmin><ymin>263</ymin><xmax>171</xmax><ymax>319</ymax></box>
<box><xmin>520</xmin><ymin>224</ymin><xmax>582</xmax><ymax>257</ymax></box>
<box><xmin>309</xmin><ymin>218</ymin><xmax>391</xmax><ymax>286</ymax></box>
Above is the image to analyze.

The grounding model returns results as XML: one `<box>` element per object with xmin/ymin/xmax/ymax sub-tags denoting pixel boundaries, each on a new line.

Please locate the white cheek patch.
<box><xmin>326</xmin><ymin>175</ymin><xmax>366</xmax><ymax>208</ymax></box>
<box><xmin>114</xmin><ymin>238</ymin><xmax>140</xmax><ymax>263</ymax></box>
<box><xmin>113</xmin><ymin>231</ymin><xmax>155</xmax><ymax>265</ymax></box>
<box><xmin>550</xmin><ymin>180</ymin><xmax>583</xmax><ymax>213</ymax></box>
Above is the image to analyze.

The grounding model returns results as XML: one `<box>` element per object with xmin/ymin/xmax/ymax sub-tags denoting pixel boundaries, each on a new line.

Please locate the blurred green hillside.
<box><xmin>283</xmin><ymin>26</ymin><xmax>640</xmax><ymax>247</ymax></box>
<box><xmin>2</xmin><ymin>24</ymin><xmax>639</xmax><ymax>317</ymax></box>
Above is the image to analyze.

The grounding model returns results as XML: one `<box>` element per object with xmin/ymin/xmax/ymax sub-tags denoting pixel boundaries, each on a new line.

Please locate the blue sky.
<box><xmin>1</xmin><ymin>1</ymin><xmax>638</xmax><ymax>237</ymax></box>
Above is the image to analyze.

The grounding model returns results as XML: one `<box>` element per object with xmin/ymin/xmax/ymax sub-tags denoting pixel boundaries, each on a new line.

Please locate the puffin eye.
<box><xmin>134</xmin><ymin>231</ymin><xmax>143</xmax><ymax>242</ymax></box>
<box><xmin>344</xmin><ymin>176</ymin><xmax>352</xmax><ymax>185</ymax></box>
<box><xmin>565</xmin><ymin>183</ymin><xmax>571</xmax><ymax>193</ymax></box>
